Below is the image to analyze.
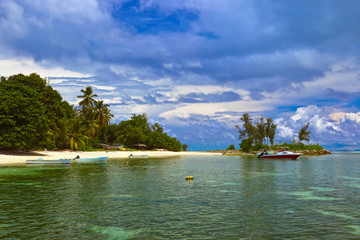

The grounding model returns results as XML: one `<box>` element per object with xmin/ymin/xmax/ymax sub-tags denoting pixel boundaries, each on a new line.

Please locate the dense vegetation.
<box><xmin>0</xmin><ymin>73</ymin><xmax>183</xmax><ymax>151</ymax></box>
<box><xmin>236</xmin><ymin>113</ymin><xmax>314</xmax><ymax>152</ymax></box>
<box><xmin>236</xmin><ymin>113</ymin><xmax>277</xmax><ymax>152</ymax></box>
<box><xmin>98</xmin><ymin>114</ymin><xmax>182</xmax><ymax>151</ymax></box>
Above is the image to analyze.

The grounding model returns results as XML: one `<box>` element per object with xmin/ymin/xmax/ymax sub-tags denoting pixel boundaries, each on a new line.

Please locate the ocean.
<box><xmin>0</xmin><ymin>153</ymin><xmax>359</xmax><ymax>239</ymax></box>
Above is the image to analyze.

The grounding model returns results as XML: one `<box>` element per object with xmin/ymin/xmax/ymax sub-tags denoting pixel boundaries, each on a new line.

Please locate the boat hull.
<box><xmin>260</xmin><ymin>154</ymin><xmax>301</xmax><ymax>160</ymax></box>
<box><xmin>76</xmin><ymin>157</ymin><xmax>108</xmax><ymax>163</ymax></box>
<box><xmin>128</xmin><ymin>154</ymin><xmax>148</xmax><ymax>159</ymax></box>
<box><xmin>26</xmin><ymin>159</ymin><xmax>71</xmax><ymax>164</ymax></box>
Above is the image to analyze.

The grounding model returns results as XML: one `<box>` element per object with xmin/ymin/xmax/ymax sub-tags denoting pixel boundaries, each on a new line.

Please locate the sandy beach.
<box><xmin>0</xmin><ymin>150</ymin><xmax>222</xmax><ymax>165</ymax></box>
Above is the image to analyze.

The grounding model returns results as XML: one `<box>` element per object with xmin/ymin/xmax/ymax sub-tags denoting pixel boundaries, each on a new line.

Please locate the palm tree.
<box><xmin>94</xmin><ymin>100</ymin><xmax>113</xmax><ymax>127</ymax></box>
<box><xmin>67</xmin><ymin>119</ymin><xmax>88</xmax><ymax>150</ymax></box>
<box><xmin>77</xmin><ymin>86</ymin><xmax>98</xmax><ymax>114</ymax></box>
<box><xmin>81</xmin><ymin>110</ymin><xmax>99</xmax><ymax>137</ymax></box>
<box><xmin>298</xmin><ymin>122</ymin><xmax>311</xmax><ymax>142</ymax></box>
<box><xmin>93</xmin><ymin>101</ymin><xmax>113</xmax><ymax>143</ymax></box>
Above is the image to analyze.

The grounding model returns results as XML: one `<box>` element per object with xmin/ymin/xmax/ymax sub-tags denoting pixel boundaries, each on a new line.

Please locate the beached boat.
<box><xmin>128</xmin><ymin>154</ymin><xmax>148</xmax><ymax>159</ymax></box>
<box><xmin>75</xmin><ymin>157</ymin><xmax>108</xmax><ymax>163</ymax></box>
<box><xmin>26</xmin><ymin>158</ymin><xmax>72</xmax><ymax>164</ymax></box>
<box><xmin>257</xmin><ymin>150</ymin><xmax>301</xmax><ymax>160</ymax></box>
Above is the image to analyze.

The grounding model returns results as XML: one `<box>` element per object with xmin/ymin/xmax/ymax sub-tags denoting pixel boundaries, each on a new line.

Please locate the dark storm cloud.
<box><xmin>2</xmin><ymin>0</ymin><xmax>360</xmax><ymax>150</ymax></box>
<box><xmin>178</xmin><ymin>91</ymin><xmax>242</xmax><ymax>103</ymax></box>
<box><xmin>2</xmin><ymin>0</ymin><xmax>360</xmax><ymax>89</ymax></box>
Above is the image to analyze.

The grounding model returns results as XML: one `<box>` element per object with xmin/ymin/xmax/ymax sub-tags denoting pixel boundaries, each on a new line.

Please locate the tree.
<box><xmin>236</xmin><ymin>113</ymin><xmax>277</xmax><ymax>151</ymax></box>
<box><xmin>113</xmin><ymin>114</ymin><xmax>182</xmax><ymax>151</ymax></box>
<box><xmin>77</xmin><ymin>86</ymin><xmax>98</xmax><ymax>115</ymax></box>
<box><xmin>151</xmin><ymin>122</ymin><xmax>164</xmax><ymax>133</ymax></box>
<box><xmin>94</xmin><ymin>100</ymin><xmax>113</xmax><ymax>128</ymax></box>
<box><xmin>226</xmin><ymin>144</ymin><xmax>235</xmax><ymax>150</ymax></box>
<box><xmin>0</xmin><ymin>73</ymin><xmax>73</xmax><ymax>150</ymax></box>
<box><xmin>265</xmin><ymin>117</ymin><xmax>277</xmax><ymax>146</ymax></box>
<box><xmin>94</xmin><ymin>100</ymin><xmax>113</xmax><ymax>143</ymax></box>
<box><xmin>236</xmin><ymin>113</ymin><xmax>255</xmax><ymax>142</ymax></box>
<box><xmin>40</xmin><ymin>84</ymin><xmax>74</xmax><ymax>149</ymax></box>
<box><xmin>7</xmin><ymin>73</ymin><xmax>47</xmax><ymax>92</ymax></box>
<box><xmin>67</xmin><ymin>119</ymin><xmax>88</xmax><ymax>150</ymax></box>
<box><xmin>268</xmin><ymin>122</ymin><xmax>277</xmax><ymax>146</ymax></box>
<box><xmin>182</xmin><ymin>144</ymin><xmax>188</xmax><ymax>151</ymax></box>
<box><xmin>0</xmin><ymin>82</ymin><xmax>48</xmax><ymax>150</ymax></box>
<box><xmin>255</xmin><ymin>116</ymin><xmax>266</xmax><ymax>144</ymax></box>
<box><xmin>298</xmin><ymin>122</ymin><xmax>311</xmax><ymax>142</ymax></box>
<box><xmin>239</xmin><ymin>138</ymin><xmax>252</xmax><ymax>152</ymax></box>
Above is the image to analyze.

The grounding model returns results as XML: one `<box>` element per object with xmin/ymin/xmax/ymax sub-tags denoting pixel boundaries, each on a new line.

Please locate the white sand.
<box><xmin>0</xmin><ymin>150</ymin><xmax>222</xmax><ymax>165</ymax></box>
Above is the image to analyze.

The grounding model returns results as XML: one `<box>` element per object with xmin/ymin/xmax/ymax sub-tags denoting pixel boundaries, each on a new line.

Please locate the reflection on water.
<box><xmin>0</xmin><ymin>153</ymin><xmax>360</xmax><ymax>239</ymax></box>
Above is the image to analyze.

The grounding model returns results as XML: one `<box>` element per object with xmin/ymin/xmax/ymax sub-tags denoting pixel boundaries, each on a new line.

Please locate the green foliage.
<box><xmin>0</xmin><ymin>73</ymin><xmax>72</xmax><ymax>150</ymax></box>
<box><xmin>98</xmin><ymin>124</ymin><xmax>121</xmax><ymax>144</ymax></box>
<box><xmin>239</xmin><ymin>138</ymin><xmax>253</xmax><ymax>152</ymax></box>
<box><xmin>281</xmin><ymin>142</ymin><xmax>323</xmax><ymax>151</ymax></box>
<box><xmin>77</xmin><ymin>86</ymin><xmax>98</xmax><ymax>115</ymax></box>
<box><xmin>113</xmin><ymin>114</ymin><xmax>182</xmax><ymax>151</ymax></box>
<box><xmin>67</xmin><ymin>119</ymin><xmax>88</xmax><ymax>150</ymax></box>
<box><xmin>182</xmin><ymin>144</ymin><xmax>188</xmax><ymax>151</ymax></box>
<box><xmin>0</xmin><ymin>74</ymin><xmax>181</xmax><ymax>151</ymax></box>
<box><xmin>298</xmin><ymin>122</ymin><xmax>311</xmax><ymax>142</ymax></box>
<box><xmin>266</xmin><ymin>117</ymin><xmax>276</xmax><ymax>145</ymax></box>
<box><xmin>0</xmin><ymin>82</ymin><xmax>48</xmax><ymax>150</ymax></box>
<box><xmin>226</xmin><ymin>144</ymin><xmax>235</xmax><ymax>150</ymax></box>
<box><xmin>94</xmin><ymin>100</ymin><xmax>113</xmax><ymax>128</ymax></box>
<box><xmin>236</xmin><ymin>113</ymin><xmax>277</xmax><ymax>152</ymax></box>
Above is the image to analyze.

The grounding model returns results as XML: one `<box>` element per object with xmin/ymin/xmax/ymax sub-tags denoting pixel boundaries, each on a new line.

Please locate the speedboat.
<box><xmin>257</xmin><ymin>150</ymin><xmax>301</xmax><ymax>160</ymax></box>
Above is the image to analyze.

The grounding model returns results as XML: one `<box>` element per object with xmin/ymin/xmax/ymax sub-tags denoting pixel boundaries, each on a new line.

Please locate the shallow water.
<box><xmin>0</xmin><ymin>153</ymin><xmax>360</xmax><ymax>239</ymax></box>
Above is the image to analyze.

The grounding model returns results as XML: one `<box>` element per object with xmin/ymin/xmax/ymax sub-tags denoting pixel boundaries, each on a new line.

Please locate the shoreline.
<box><xmin>0</xmin><ymin>150</ymin><xmax>222</xmax><ymax>165</ymax></box>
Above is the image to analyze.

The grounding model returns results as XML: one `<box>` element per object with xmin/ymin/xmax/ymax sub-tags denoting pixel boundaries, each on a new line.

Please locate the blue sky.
<box><xmin>1</xmin><ymin>0</ymin><xmax>360</xmax><ymax>150</ymax></box>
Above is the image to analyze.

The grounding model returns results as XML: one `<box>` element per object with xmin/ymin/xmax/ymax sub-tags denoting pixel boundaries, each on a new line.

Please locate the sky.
<box><xmin>1</xmin><ymin>0</ymin><xmax>360</xmax><ymax>151</ymax></box>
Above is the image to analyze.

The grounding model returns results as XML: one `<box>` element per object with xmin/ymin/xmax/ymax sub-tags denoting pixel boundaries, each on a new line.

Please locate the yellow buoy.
<box><xmin>186</xmin><ymin>176</ymin><xmax>193</xmax><ymax>180</ymax></box>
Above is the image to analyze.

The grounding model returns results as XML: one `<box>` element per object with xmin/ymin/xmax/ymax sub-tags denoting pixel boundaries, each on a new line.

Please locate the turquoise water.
<box><xmin>0</xmin><ymin>153</ymin><xmax>360</xmax><ymax>239</ymax></box>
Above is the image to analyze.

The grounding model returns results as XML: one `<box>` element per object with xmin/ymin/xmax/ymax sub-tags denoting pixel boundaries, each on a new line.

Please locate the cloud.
<box><xmin>274</xmin><ymin>105</ymin><xmax>360</xmax><ymax>150</ymax></box>
<box><xmin>330</xmin><ymin>112</ymin><xmax>360</xmax><ymax>124</ymax></box>
<box><xmin>1</xmin><ymin>1</ymin><xmax>360</xmax><ymax>150</ymax></box>
<box><xmin>162</xmin><ymin>114</ymin><xmax>238</xmax><ymax>150</ymax></box>
<box><xmin>2</xmin><ymin>0</ymin><xmax>360</xmax><ymax>86</ymax></box>
<box><xmin>0</xmin><ymin>58</ymin><xmax>90</xmax><ymax>78</ymax></box>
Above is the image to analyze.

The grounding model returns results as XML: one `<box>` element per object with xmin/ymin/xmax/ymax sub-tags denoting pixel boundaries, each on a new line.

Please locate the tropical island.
<box><xmin>0</xmin><ymin>73</ymin><xmax>330</xmax><ymax>164</ymax></box>
<box><xmin>0</xmin><ymin>73</ymin><xmax>187</xmax><ymax>152</ymax></box>
<box><xmin>225</xmin><ymin>113</ymin><xmax>331</xmax><ymax>155</ymax></box>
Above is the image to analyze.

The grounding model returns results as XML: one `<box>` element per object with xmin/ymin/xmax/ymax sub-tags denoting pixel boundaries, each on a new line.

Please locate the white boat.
<box><xmin>128</xmin><ymin>154</ymin><xmax>148</xmax><ymax>159</ymax></box>
<box><xmin>75</xmin><ymin>157</ymin><xmax>108</xmax><ymax>163</ymax></box>
<box><xmin>26</xmin><ymin>158</ymin><xmax>72</xmax><ymax>164</ymax></box>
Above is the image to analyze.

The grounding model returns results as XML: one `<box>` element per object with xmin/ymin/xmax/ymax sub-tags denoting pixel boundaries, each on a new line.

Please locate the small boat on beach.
<box><xmin>75</xmin><ymin>156</ymin><xmax>108</xmax><ymax>163</ymax></box>
<box><xmin>26</xmin><ymin>158</ymin><xmax>72</xmax><ymax>164</ymax></box>
<box><xmin>128</xmin><ymin>154</ymin><xmax>148</xmax><ymax>159</ymax></box>
<box><xmin>257</xmin><ymin>149</ymin><xmax>301</xmax><ymax>160</ymax></box>
<box><xmin>26</xmin><ymin>155</ymin><xmax>79</xmax><ymax>165</ymax></box>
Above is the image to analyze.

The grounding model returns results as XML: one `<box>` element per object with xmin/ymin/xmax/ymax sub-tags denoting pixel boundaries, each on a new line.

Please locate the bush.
<box><xmin>226</xmin><ymin>144</ymin><xmax>235</xmax><ymax>150</ymax></box>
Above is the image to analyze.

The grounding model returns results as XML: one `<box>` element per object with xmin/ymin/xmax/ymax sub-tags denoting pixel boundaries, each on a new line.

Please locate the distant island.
<box><xmin>229</xmin><ymin>113</ymin><xmax>331</xmax><ymax>155</ymax></box>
